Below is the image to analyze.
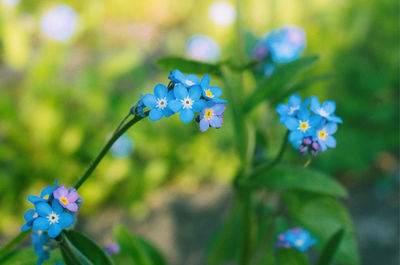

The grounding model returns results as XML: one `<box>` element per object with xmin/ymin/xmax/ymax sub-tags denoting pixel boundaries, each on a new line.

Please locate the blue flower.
<box><xmin>310</xmin><ymin>96</ymin><xmax>343</xmax><ymax>123</ymax></box>
<box><xmin>284</xmin><ymin>109</ymin><xmax>322</xmax><ymax>148</ymax></box>
<box><xmin>276</xmin><ymin>94</ymin><xmax>309</xmax><ymax>124</ymax></box>
<box><xmin>277</xmin><ymin>227</ymin><xmax>317</xmax><ymax>252</ymax></box>
<box><xmin>266</xmin><ymin>26</ymin><xmax>306</xmax><ymax>63</ymax></box>
<box><xmin>168</xmin><ymin>69</ymin><xmax>200</xmax><ymax>88</ymax></box>
<box><xmin>199</xmin><ymin>102</ymin><xmax>226</xmax><ymax>132</ymax></box>
<box><xmin>31</xmin><ymin>230</ymin><xmax>51</xmax><ymax>265</ymax></box>
<box><xmin>21</xmin><ymin>209</ymin><xmax>38</xmax><ymax>232</ymax></box>
<box><xmin>33</xmin><ymin>200</ymin><xmax>75</xmax><ymax>238</ymax></box>
<box><xmin>142</xmin><ymin>84</ymin><xmax>175</xmax><ymax>121</ymax></box>
<box><xmin>28</xmin><ymin>180</ymin><xmax>59</xmax><ymax>204</ymax></box>
<box><xmin>315</xmin><ymin>122</ymin><xmax>337</xmax><ymax>152</ymax></box>
<box><xmin>199</xmin><ymin>74</ymin><xmax>227</xmax><ymax>103</ymax></box>
<box><xmin>168</xmin><ymin>85</ymin><xmax>206</xmax><ymax>123</ymax></box>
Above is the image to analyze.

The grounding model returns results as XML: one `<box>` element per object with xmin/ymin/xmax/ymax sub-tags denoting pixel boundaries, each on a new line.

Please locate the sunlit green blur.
<box><xmin>0</xmin><ymin>0</ymin><xmax>397</xmax><ymax>238</ymax></box>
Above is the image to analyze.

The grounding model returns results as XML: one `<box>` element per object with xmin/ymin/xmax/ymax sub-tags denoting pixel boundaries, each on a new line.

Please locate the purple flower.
<box><xmin>105</xmin><ymin>243</ymin><xmax>120</xmax><ymax>256</ymax></box>
<box><xmin>199</xmin><ymin>102</ymin><xmax>226</xmax><ymax>132</ymax></box>
<box><xmin>53</xmin><ymin>185</ymin><xmax>80</xmax><ymax>212</ymax></box>
<box><xmin>276</xmin><ymin>227</ymin><xmax>317</xmax><ymax>252</ymax></box>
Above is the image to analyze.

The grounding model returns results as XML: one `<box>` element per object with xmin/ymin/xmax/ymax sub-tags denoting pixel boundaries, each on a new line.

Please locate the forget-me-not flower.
<box><xmin>199</xmin><ymin>74</ymin><xmax>227</xmax><ymax>103</ymax></box>
<box><xmin>33</xmin><ymin>200</ymin><xmax>75</xmax><ymax>238</ymax></box>
<box><xmin>21</xmin><ymin>209</ymin><xmax>38</xmax><ymax>232</ymax></box>
<box><xmin>31</xmin><ymin>230</ymin><xmax>51</xmax><ymax>265</ymax></box>
<box><xmin>310</xmin><ymin>96</ymin><xmax>343</xmax><ymax>124</ymax></box>
<box><xmin>199</xmin><ymin>102</ymin><xmax>226</xmax><ymax>132</ymax></box>
<box><xmin>276</xmin><ymin>227</ymin><xmax>317</xmax><ymax>252</ymax></box>
<box><xmin>168</xmin><ymin>85</ymin><xmax>206</xmax><ymax>123</ymax></box>
<box><xmin>168</xmin><ymin>69</ymin><xmax>200</xmax><ymax>88</ymax></box>
<box><xmin>142</xmin><ymin>84</ymin><xmax>175</xmax><ymax>121</ymax></box>
<box><xmin>276</xmin><ymin>94</ymin><xmax>309</xmax><ymax>124</ymax></box>
<box><xmin>53</xmin><ymin>185</ymin><xmax>80</xmax><ymax>212</ymax></box>
<box><xmin>28</xmin><ymin>180</ymin><xmax>59</xmax><ymax>204</ymax></box>
<box><xmin>315</xmin><ymin>122</ymin><xmax>337</xmax><ymax>152</ymax></box>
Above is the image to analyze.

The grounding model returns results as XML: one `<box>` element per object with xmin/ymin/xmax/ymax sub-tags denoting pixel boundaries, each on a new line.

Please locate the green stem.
<box><xmin>0</xmin><ymin>230</ymin><xmax>30</xmax><ymax>260</ymax></box>
<box><xmin>239</xmin><ymin>189</ymin><xmax>252</xmax><ymax>265</ymax></box>
<box><xmin>249</xmin><ymin>130</ymin><xmax>289</xmax><ymax>179</ymax></box>
<box><xmin>74</xmin><ymin>111</ymin><xmax>147</xmax><ymax>190</ymax></box>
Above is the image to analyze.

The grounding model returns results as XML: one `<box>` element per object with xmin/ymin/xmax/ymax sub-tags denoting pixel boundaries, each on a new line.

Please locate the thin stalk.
<box><xmin>74</xmin><ymin>111</ymin><xmax>148</xmax><ymax>190</ymax></box>
<box><xmin>249</xmin><ymin>130</ymin><xmax>289</xmax><ymax>179</ymax></box>
<box><xmin>239</xmin><ymin>190</ymin><xmax>252</xmax><ymax>265</ymax></box>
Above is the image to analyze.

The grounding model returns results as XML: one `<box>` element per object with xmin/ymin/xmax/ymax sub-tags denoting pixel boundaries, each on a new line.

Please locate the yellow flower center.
<box><xmin>205</xmin><ymin>109</ymin><xmax>213</xmax><ymax>118</ymax></box>
<box><xmin>205</xmin><ymin>90</ymin><xmax>213</xmax><ymax>98</ymax></box>
<box><xmin>319</xmin><ymin>130</ymin><xmax>326</xmax><ymax>139</ymax></box>
<box><xmin>299</xmin><ymin>122</ymin><xmax>309</xmax><ymax>131</ymax></box>
<box><xmin>60</xmin><ymin>197</ymin><xmax>68</xmax><ymax>205</ymax></box>
<box><xmin>43</xmin><ymin>194</ymin><xmax>49</xmax><ymax>200</ymax></box>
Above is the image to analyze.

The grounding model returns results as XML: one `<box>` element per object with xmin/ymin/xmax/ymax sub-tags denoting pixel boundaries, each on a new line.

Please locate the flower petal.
<box><xmin>174</xmin><ymin>85</ymin><xmax>188</xmax><ymax>100</ymax></box>
<box><xmin>284</xmin><ymin>117</ymin><xmax>299</xmax><ymax>131</ymax></box>
<box><xmin>66</xmin><ymin>203</ymin><xmax>78</xmax><ymax>212</ymax></box>
<box><xmin>192</xmin><ymin>99</ymin><xmax>206</xmax><ymax>112</ymax></box>
<box><xmin>149</xmin><ymin>108</ymin><xmax>163</xmax><ymax>121</ymax></box>
<box><xmin>35</xmin><ymin>202</ymin><xmax>52</xmax><ymax>217</ymax></box>
<box><xmin>28</xmin><ymin>195</ymin><xmax>43</xmax><ymax>204</ymax></box>
<box><xmin>154</xmin><ymin>84</ymin><xmax>167</xmax><ymax>99</ymax></box>
<box><xmin>289</xmin><ymin>131</ymin><xmax>303</xmax><ymax>143</ymax></box>
<box><xmin>24</xmin><ymin>209</ymin><xmax>36</xmax><ymax>221</ymax></box>
<box><xmin>168</xmin><ymin>100</ymin><xmax>182</xmax><ymax>113</ymax></box>
<box><xmin>189</xmin><ymin>85</ymin><xmax>202</xmax><ymax>100</ymax></box>
<box><xmin>142</xmin><ymin>94</ymin><xmax>157</xmax><ymax>108</ymax></box>
<box><xmin>200</xmin><ymin>74</ymin><xmax>210</xmax><ymax>88</ymax></box>
<box><xmin>212</xmin><ymin>104</ymin><xmax>226</xmax><ymax>115</ymax></box>
<box><xmin>321</xmin><ymin>101</ymin><xmax>336</xmax><ymax>114</ymax></box>
<box><xmin>288</xmin><ymin>94</ymin><xmax>301</xmax><ymax>107</ymax></box>
<box><xmin>328</xmin><ymin>115</ymin><xmax>343</xmax><ymax>124</ymax></box>
<box><xmin>60</xmin><ymin>212</ymin><xmax>75</xmax><ymax>228</ymax></box>
<box><xmin>276</xmin><ymin>104</ymin><xmax>289</xmax><ymax>116</ymax></box>
<box><xmin>162</xmin><ymin>108</ymin><xmax>174</xmax><ymax>117</ymax></box>
<box><xmin>325</xmin><ymin>135</ymin><xmax>337</xmax><ymax>148</ymax></box>
<box><xmin>209</xmin><ymin>86</ymin><xmax>222</xmax><ymax>98</ymax></box>
<box><xmin>185</xmin><ymin>74</ymin><xmax>200</xmax><ymax>86</ymax></box>
<box><xmin>179</xmin><ymin>109</ymin><xmax>194</xmax><ymax>123</ymax></box>
<box><xmin>21</xmin><ymin>223</ymin><xmax>32</xmax><ymax>232</ymax></box>
<box><xmin>33</xmin><ymin>217</ymin><xmax>49</xmax><ymax>231</ymax></box>
<box><xmin>52</xmin><ymin>200</ymin><xmax>64</xmax><ymax>215</ymax></box>
<box><xmin>48</xmin><ymin>223</ymin><xmax>62</xmax><ymax>238</ymax></box>
<box><xmin>297</xmin><ymin>109</ymin><xmax>310</xmax><ymax>121</ymax></box>
<box><xmin>310</xmin><ymin>96</ymin><xmax>320</xmax><ymax>113</ymax></box>
<box><xmin>40</xmin><ymin>186</ymin><xmax>54</xmax><ymax>199</ymax></box>
<box><xmin>67</xmin><ymin>189</ymin><xmax>79</xmax><ymax>202</ymax></box>
<box><xmin>199</xmin><ymin>119</ymin><xmax>210</xmax><ymax>132</ymax></box>
<box><xmin>210</xmin><ymin>116</ymin><xmax>222</xmax><ymax>128</ymax></box>
<box><xmin>325</xmin><ymin>123</ymin><xmax>338</xmax><ymax>135</ymax></box>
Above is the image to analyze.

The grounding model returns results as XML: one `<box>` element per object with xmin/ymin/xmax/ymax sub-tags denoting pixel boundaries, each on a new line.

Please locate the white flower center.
<box><xmin>47</xmin><ymin>211</ymin><xmax>59</xmax><ymax>224</ymax></box>
<box><xmin>295</xmin><ymin>239</ymin><xmax>304</xmax><ymax>246</ymax></box>
<box><xmin>156</xmin><ymin>97</ymin><xmax>168</xmax><ymax>110</ymax></box>
<box><xmin>181</xmin><ymin>96</ymin><xmax>193</xmax><ymax>109</ymax></box>
<box><xmin>185</xmin><ymin>80</ymin><xmax>195</xmax><ymax>86</ymax></box>
<box><xmin>33</xmin><ymin>212</ymin><xmax>38</xmax><ymax>218</ymax></box>
<box><xmin>318</xmin><ymin>108</ymin><xmax>329</xmax><ymax>117</ymax></box>
<box><xmin>298</xmin><ymin>120</ymin><xmax>310</xmax><ymax>132</ymax></box>
<box><xmin>288</xmin><ymin>106</ymin><xmax>299</xmax><ymax>115</ymax></box>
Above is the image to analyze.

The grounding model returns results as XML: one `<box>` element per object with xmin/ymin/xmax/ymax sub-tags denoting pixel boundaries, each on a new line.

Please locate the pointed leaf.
<box><xmin>316</xmin><ymin>228</ymin><xmax>345</xmax><ymax>265</ymax></box>
<box><xmin>156</xmin><ymin>57</ymin><xmax>221</xmax><ymax>76</ymax></box>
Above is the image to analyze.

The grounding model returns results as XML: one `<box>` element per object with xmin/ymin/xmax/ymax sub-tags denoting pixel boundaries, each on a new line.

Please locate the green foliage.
<box><xmin>61</xmin><ymin>230</ymin><xmax>114</xmax><ymax>265</ymax></box>
<box><xmin>277</xmin><ymin>248</ymin><xmax>309</xmax><ymax>265</ymax></box>
<box><xmin>156</xmin><ymin>57</ymin><xmax>222</xmax><ymax>76</ymax></box>
<box><xmin>245</xmin><ymin>166</ymin><xmax>348</xmax><ymax>198</ymax></box>
<box><xmin>113</xmin><ymin>225</ymin><xmax>166</xmax><ymax>265</ymax></box>
<box><xmin>316</xmin><ymin>228</ymin><xmax>345</xmax><ymax>265</ymax></box>
<box><xmin>0</xmin><ymin>247</ymin><xmax>62</xmax><ymax>265</ymax></box>
<box><xmin>284</xmin><ymin>192</ymin><xmax>360</xmax><ymax>265</ymax></box>
<box><xmin>243</xmin><ymin>56</ymin><xmax>319</xmax><ymax>112</ymax></box>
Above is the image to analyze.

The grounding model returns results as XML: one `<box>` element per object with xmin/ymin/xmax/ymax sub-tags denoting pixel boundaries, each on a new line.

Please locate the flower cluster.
<box><xmin>252</xmin><ymin>26</ymin><xmax>306</xmax><ymax>76</ymax></box>
<box><xmin>21</xmin><ymin>180</ymin><xmax>82</xmax><ymax>264</ymax></box>
<box><xmin>276</xmin><ymin>227</ymin><xmax>317</xmax><ymax>252</ymax></box>
<box><xmin>138</xmin><ymin>69</ymin><xmax>227</xmax><ymax>132</ymax></box>
<box><xmin>276</xmin><ymin>94</ymin><xmax>343</xmax><ymax>156</ymax></box>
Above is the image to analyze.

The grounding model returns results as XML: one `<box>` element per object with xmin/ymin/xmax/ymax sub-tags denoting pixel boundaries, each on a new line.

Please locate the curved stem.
<box><xmin>74</xmin><ymin>111</ymin><xmax>147</xmax><ymax>190</ymax></box>
<box><xmin>249</xmin><ymin>130</ymin><xmax>289</xmax><ymax>179</ymax></box>
<box><xmin>113</xmin><ymin>112</ymin><xmax>131</xmax><ymax>136</ymax></box>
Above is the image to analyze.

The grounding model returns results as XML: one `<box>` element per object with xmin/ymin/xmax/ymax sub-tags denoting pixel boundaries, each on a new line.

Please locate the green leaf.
<box><xmin>61</xmin><ymin>230</ymin><xmax>114</xmax><ymax>265</ymax></box>
<box><xmin>0</xmin><ymin>247</ymin><xmax>63</xmax><ymax>265</ymax></box>
<box><xmin>244</xmin><ymin>56</ymin><xmax>319</xmax><ymax>112</ymax></box>
<box><xmin>277</xmin><ymin>248</ymin><xmax>309</xmax><ymax>265</ymax></box>
<box><xmin>316</xmin><ymin>228</ymin><xmax>345</xmax><ymax>265</ymax></box>
<box><xmin>156</xmin><ymin>57</ymin><xmax>221</xmax><ymax>76</ymax></box>
<box><xmin>114</xmin><ymin>225</ymin><xmax>165</xmax><ymax>265</ymax></box>
<box><xmin>284</xmin><ymin>192</ymin><xmax>360</xmax><ymax>265</ymax></box>
<box><xmin>246</xmin><ymin>166</ymin><xmax>348</xmax><ymax>198</ymax></box>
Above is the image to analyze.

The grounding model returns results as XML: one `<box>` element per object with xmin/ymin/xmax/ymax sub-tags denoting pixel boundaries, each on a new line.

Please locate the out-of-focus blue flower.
<box><xmin>33</xmin><ymin>200</ymin><xmax>74</xmax><ymax>238</ymax></box>
<box><xmin>199</xmin><ymin>74</ymin><xmax>227</xmax><ymax>103</ymax></box>
<box><xmin>142</xmin><ymin>84</ymin><xmax>175</xmax><ymax>121</ymax></box>
<box><xmin>186</xmin><ymin>35</ymin><xmax>220</xmax><ymax>62</ymax></box>
<box><xmin>105</xmin><ymin>242</ymin><xmax>120</xmax><ymax>256</ymax></box>
<box><xmin>111</xmin><ymin>134</ymin><xmax>134</xmax><ymax>157</ymax></box>
<box><xmin>276</xmin><ymin>94</ymin><xmax>309</xmax><ymax>124</ymax></box>
<box><xmin>276</xmin><ymin>227</ymin><xmax>317</xmax><ymax>252</ymax></box>
<box><xmin>168</xmin><ymin>69</ymin><xmax>200</xmax><ymax>88</ymax></box>
<box><xmin>168</xmin><ymin>85</ymin><xmax>206</xmax><ymax>123</ymax></box>
<box><xmin>315</xmin><ymin>122</ymin><xmax>337</xmax><ymax>152</ymax></box>
<box><xmin>284</xmin><ymin>109</ymin><xmax>322</xmax><ymax>148</ymax></box>
<box><xmin>40</xmin><ymin>4</ymin><xmax>78</xmax><ymax>42</ymax></box>
<box><xmin>31</xmin><ymin>230</ymin><xmax>51</xmax><ymax>265</ymax></box>
<box><xmin>28</xmin><ymin>180</ymin><xmax>59</xmax><ymax>204</ymax></box>
<box><xmin>199</xmin><ymin>102</ymin><xmax>226</xmax><ymax>132</ymax></box>
<box><xmin>21</xmin><ymin>209</ymin><xmax>38</xmax><ymax>232</ymax></box>
<box><xmin>266</xmin><ymin>26</ymin><xmax>306</xmax><ymax>63</ymax></box>
<box><xmin>310</xmin><ymin>96</ymin><xmax>343</xmax><ymax>124</ymax></box>
<box><xmin>261</xmin><ymin>62</ymin><xmax>276</xmax><ymax>77</ymax></box>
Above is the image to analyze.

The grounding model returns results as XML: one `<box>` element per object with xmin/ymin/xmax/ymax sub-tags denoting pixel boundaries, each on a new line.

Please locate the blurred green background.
<box><xmin>0</xmin><ymin>0</ymin><xmax>398</xmax><ymax>263</ymax></box>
